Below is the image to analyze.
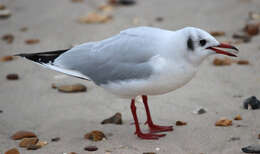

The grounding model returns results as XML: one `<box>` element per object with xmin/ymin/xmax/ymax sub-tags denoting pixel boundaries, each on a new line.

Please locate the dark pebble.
<box><xmin>155</xmin><ymin>17</ymin><xmax>163</xmax><ymax>22</ymax></box>
<box><xmin>243</xmin><ymin>96</ymin><xmax>260</xmax><ymax>110</ymax></box>
<box><xmin>84</xmin><ymin>146</ymin><xmax>98</xmax><ymax>151</ymax></box>
<box><xmin>118</xmin><ymin>0</ymin><xmax>136</xmax><ymax>5</ymax></box>
<box><xmin>6</xmin><ymin>74</ymin><xmax>19</xmax><ymax>80</ymax></box>
<box><xmin>0</xmin><ymin>110</ymin><xmax>2</xmax><ymax>113</ymax></box>
<box><xmin>51</xmin><ymin>137</ymin><xmax>60</xmax><ymax>142</ymax></box>
<box><xmin>228</xmin><ymin>137</ymin><xmax>240</xmax><ymax>141</ymax></box>
<box><xmin>101</xmin><ymin>112</ymin><xmax>122</xmax><ymax>125</ymax></box>
<box><xmin>232</xmin><ymin>33</ymin><xmax>251</xmax><ymax>43</ymax></box>
<box><xmin>241</xmin><ymin>144</ymin><xmax>260</xmax><ymax>153</ymax></box>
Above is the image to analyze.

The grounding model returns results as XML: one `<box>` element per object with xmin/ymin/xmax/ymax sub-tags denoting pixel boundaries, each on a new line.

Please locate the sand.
<box><xmin>0</xmin><ymin>0</ymin><xmax>260</xmax><ymax>153</ymax></box>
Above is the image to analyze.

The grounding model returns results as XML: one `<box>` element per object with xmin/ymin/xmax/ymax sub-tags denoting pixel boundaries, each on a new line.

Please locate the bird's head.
<box><xmin>177</xmin><ymin>27</ymin><xmax>239</xmax><ymax>66</ymax></box>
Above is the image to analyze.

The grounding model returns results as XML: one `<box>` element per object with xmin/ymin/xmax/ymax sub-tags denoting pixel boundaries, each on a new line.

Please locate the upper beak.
<box><xmin>207</xmin><ymin>43</ymin><xmax>239</xmax><ymax>57</ymax></box>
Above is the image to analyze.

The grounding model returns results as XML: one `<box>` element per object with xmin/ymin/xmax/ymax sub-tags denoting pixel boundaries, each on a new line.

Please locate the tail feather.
<box><xmin>15</xmin><ymin>49</ymin><xmax>91</xmax><ymax>81</ymax></box>
<box><xmin>15</xmin><ymin>49</ymin><xmax>69</xmax><ymax>63</ymax></box>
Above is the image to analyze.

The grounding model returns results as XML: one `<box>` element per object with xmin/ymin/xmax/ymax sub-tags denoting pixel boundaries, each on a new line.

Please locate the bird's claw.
<box><xmin>135</xmin><ymin>131</ymin><xmax>166</xmax><ymax>140</ymax></box>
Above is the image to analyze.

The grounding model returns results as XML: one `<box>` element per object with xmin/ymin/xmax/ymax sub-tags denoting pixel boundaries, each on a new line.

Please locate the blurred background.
<box><xmin>0</xmin><ymin>0</ymin><xmax>260</xmax><ymax>154</ymax></box>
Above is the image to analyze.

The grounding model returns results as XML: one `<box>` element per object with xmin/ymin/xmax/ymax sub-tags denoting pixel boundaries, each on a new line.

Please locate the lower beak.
<box><xmin>207</xmin><ymin>43</ymin><xmax>239</xmax><ymax>57</ymax></box>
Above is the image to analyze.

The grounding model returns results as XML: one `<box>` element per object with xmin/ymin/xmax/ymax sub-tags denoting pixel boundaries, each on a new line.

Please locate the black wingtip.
<box><xmin>14</xmin><ymin>49</ymin><xmax>70</xmax><ymax>63</ymax></box>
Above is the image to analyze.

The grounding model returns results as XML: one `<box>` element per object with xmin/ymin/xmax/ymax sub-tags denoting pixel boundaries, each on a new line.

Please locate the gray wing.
<box><xmin>54</xmin><ymin>27</ymin><xmax>165</xmax><ymax>85</ymax></box>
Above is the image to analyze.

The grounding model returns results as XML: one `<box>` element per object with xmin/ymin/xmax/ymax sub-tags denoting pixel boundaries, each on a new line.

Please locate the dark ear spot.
<box><xmin>187</xmin><ymin>37</ymin><xmax>194</xmax><ymax>51</ymax></box>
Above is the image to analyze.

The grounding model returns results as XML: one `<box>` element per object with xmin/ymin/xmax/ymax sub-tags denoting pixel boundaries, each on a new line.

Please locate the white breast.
<box><xmin>100</xmin><ymin>56</ymin><xmax>197</xmax><ymax>99</ymax></box>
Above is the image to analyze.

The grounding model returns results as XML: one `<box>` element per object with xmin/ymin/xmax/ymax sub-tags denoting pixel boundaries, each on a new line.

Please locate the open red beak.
<box><xmin>207</xmin><ymin>43</ymin><xmax>239</xmax><ymax>57</ymax></box>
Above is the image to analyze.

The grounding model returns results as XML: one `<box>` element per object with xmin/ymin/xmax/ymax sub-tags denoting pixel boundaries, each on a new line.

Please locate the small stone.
<box><xmin>143</xmin><ymin>152</ymin><xmax>156</xmax><ymax>154</ymax></box>
<box><xmin>155</xmin><ymin>17</ymin><xmax>163</xmax><ymax>22</ymax></box>
<box><xmin>237</xmin><ymin>60</ymin><xmax>249</xmax><ymax>65</ymax></box>
<box><xmin>11</xmin><ymin>131</ymin><xmax>37</xmax><ymax>140</ymax></box>
<box><xmin>258</xmin><ymin>134</ymin><xmax>260</xmax><ymax>139</ymax></box>
<box><xmin>4</xmin><ymin>148</ymin><xmax>20</xmax><ymax>154</ymax></box>
<box><xmin>215</xmin><ymin>118</ymin><xmax>232</xmax><ymax>126</ymax></box>
<box><xmin>228</xmin><ymin>137</ymin><xmax>240</xmax><ymax>141</ymax></box>
<box><xmin>0</xmin><ymin>110</ymin><xmax>3</xmax><ymax>113</ymax></box>
<box><xmin>176</xmin><ymin>120</ymin><xmax>187</xmax><ymax>126</ymax></box>
<box><xmin>84</xmin><ymin>130</ymin><xmax>106</xmax><ymax>141</ymax></box>
<box><xmin>193</xmin><ymin>107</ymin><xmax>207</xmax><ymax>114</ymax></box>
<box><xmin>2</xmin><ymin>34</ymin><xmax>14</xmax><ymax>44</ymax></box>
<box><xmin>0</xmin><ymin>4</ymin><xmax>6</xmax><ymax>10</ymax></box>
<box><xmin>210</xmin><ymin>31</ymin><xmax>225</xmax><ymax>37</ymax></box>
<box><xmin>51</xmin><ymin>137</ymin><xmax>60</xmax><ymax>142</ymax></box>
<box><xmin>56</xmin><ymin>83</ymin><xmax>87</xmax><ymax>93</ymax></box>
<box><xmin>84</xmin><ymin>146</ymin><xmax>98</xmax><ymax>151</ymax></box>
<box><xmin>234</xmin><ymin>114</ymin><xmax>242</xmax><ymax>120</ymax></box>
<box><xmin>213</xmin><ymin>57</ymin><xmax>232</xmax><ymax>66</ymax></box>
<box><xmin>118</xmin><ymin>0</ymin><xmax>136</xmax><ymax>5</ymax></box>
<box><xmin>232</xmin><ymin>33</ymin><xmax>251</xmax><ymax>43</ymax></box>
<box><xmin>101</xmin><ymin>112</ymin><xmax>123</xmax><ymax>125</ymax></box>
<box><xmin>27</xmin><ymin>144</ymin><xmax>41</xmax><ymax>150</ymax></box>
<box><xmin>69</xmin><ymin>152</ymin><xmax>77</xmax><ymax>154</ymax></box>
<box><xmin>0</xmin><ymin>55</ymin><xmax>13</xmax><ymax>62</ymax></box>
<box><xmin>244</xmin><ymin>23</ymin><xmax>259</xmax><ymax>36</ymax></box>
<box><xmin>243</xmin><ymin>96</ymin><xmax>260</xmax><ymax>110</ymax></box>
<box><xmin>241</xmin><ymin>144</ymin><xmax>260</xmax><ymax>153</ymax></box>
<box><xmin>20</xmin><ymin>27</ymin><xmax>28</xmax><ymax>32</ymax></box>
<box><xmin>6</xmin><ymin>74</ymin><xmax>19</xmax><ymax>80</ymax></box>
<box><xmin>78</xmin><ymin>13</ymin><xmax>112</xmax><ymax>24</ymax></box>
<box><xmin>19</xmin><ymin>137</ymin><xmax>39</xmax><ymax>148</ymax></box>
<box><xmin>25</xmin><ymin>39</ymin><xmax>40</xmax><ymax>45</ymax></box>
<box><xmin>0</xmin><ymin>9</ymin><xmax>11</xmax><ymax>19</ymax></box>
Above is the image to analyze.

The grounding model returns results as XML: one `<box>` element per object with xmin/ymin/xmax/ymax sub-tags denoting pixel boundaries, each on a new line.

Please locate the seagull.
<box><xmin>16</xmin><ymin>26</ymin><xmax>239</xmax><ymax>140</ymax></box>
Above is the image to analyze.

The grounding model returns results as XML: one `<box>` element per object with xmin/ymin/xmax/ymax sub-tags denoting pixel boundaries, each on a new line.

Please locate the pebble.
<box><xmin>193</xmin><ymin>107</ymin><xmax>207</xmax><ymax>114</ymax></box>
<box><xmin>1</xmin><ymin>55</ymin><xmax>14</xmax><ymax>62</ymax></box>
<box><xmin>6</xmin><ymin>74</ymin><xmax>19</xmax><ymax>80</ymax></box>
<box><xmin>244</xmin><ymin>23</ymin><xmax>259</xmax><ymax>36</ymax></box>
<box><xmin>0</xmin><ymin>110</ymin><xmax>3</xmax><ymax>113</ymax></box>
<box><xmin>101</xmin><ymin>112</ymin><xmax>123</xmax><ymax>125</ymax></box>
<box><xmin>118</xmin><ymin>0</ymin><xmax>136</xmax><ymax>5</ymax></box>
<box><xmin>228</xmin><ymin>137</ymin><xmax>240</xmax><ymax>141</ymax></box>
<box><xmin>84</xmin><ymin>130</ymin><xmax>106</xmax><ymax>141</ymax></box>
<box><xmin>243</xmin><ymin>96</ymin><xmax>260</xmax><ymax>110</ymax></box>
<box><xmin>176</xmin><ymin>120</ymin><xmax>187</xmax><ymax>126</ymax></box>
<box><xmin>234</xmin><ymin>114</ymin><xmax>242</xmax><ymax>120</ymax></box>
<box><xmin>155</xmin><ymin>17</ymin><xmax>163</xmax><ymax>22</ymax></box>
<box><xmin>19</xmin><ymin>137</ymin><xmax>39</xmax><ymax>148</ymax></box>
<box><xmin>215</xmin><ymin>118</ymin><xmax>232</xmax><ymax>127</ymax></box>
<box><xmin>0</xmin><ymin>9</ymin><xmax>11</xmax><ymax>18</ymax></box>
<box><xmin>11</xmin><ymin>131</ymin><xmax>37</xmax><ymax>140</ymax></box>
<box><xmin>55</xmin><ymin>83</ymin><xmax>87</xmax><ymax>93</ymax></box>
<box><xmin>0</xmin><ymin>4</ymin><xmax>6</xmax><ymax>10</ymax></box>
<box><xmin>213</xmin><ymin>57</ymin><xmax>232</xmax><ymax>66</ymax></box>
<box><xmin>232</xmin><ymin>33</ymin><xmax>251</xmax><ymax>43</ymax></box>
<box><xmin>84</xmin><ymin>146</ymin><xmax>98</xmax><ymax>151</ymax></box>
<box><xmin>241</xmin><ymin>144</ymin><xmax>260</xmax><ymax>153</ymax></box>
<box><xmin>210</xmin><ymin>31</ymin><xmax>225</xmax><ymax>37</ymax></box>
<box><xmin>4</xmin><ymin>148</ymin><xmax>20</xmax><ymax>154</ymax></box>
<box><xmin>237</xmin><ymin>60</ymin><xmax>249</xmax><ymax>65</ymax></box>
<box><xmin>51</xmin><ymin>137</ymin><xmax>60</xmax><ymax>142</ymax></box>
<box><xmin>2</xmin><ymin>34</ymin><xmax>14</xmax><ymax>44</ymax></box>
<box><xmin>25</xmin><ymin>39</ymin><xmax>40</xmax><ymax>45</ymax></box>
<box><xmin>143</xmin><ymin>152</ymin><xmax>156</xmax><ymax>154</ymax></box>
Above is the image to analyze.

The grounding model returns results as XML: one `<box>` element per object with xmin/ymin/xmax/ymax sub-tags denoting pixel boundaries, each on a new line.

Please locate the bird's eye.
<box><xmin>199</xmin><ymin>39</ymin><xmax>207</xmax><ymax>46</ymax></box>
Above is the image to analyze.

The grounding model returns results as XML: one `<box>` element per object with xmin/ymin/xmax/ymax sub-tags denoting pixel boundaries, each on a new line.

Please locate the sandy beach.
<box><xmin>0</xmin><ymin>0</ymin><xmax>260</xmax><ymax>153</ymax></box>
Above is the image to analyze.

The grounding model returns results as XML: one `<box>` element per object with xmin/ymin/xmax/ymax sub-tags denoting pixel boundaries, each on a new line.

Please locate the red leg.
<box><xmin>130</xmin><ymin>99</ymin><xmax>166</xmax><ymax>139</ymax></box>
<box><xmin>142</xmin><ymin>95</ymin><xmax>173</xmax><ymax>133</ymax></box>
